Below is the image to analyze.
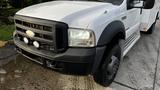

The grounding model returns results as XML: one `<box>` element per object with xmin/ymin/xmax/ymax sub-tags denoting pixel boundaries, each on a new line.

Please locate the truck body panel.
<box><xmin>16</xmin><ymin>1</ymin><xmax>116</xmax><ymax>30</ymax></box>
<box><xmin>13</xmin><ymin>0</ymin><xmax>160</xmax><ymax>86</ymax></box>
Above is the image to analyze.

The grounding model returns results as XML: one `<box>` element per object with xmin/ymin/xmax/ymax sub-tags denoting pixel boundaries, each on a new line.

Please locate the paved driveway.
<box><xmin>0</xmin><ymin>21</ymin><xmax>160</xmax><ymax>90</ymax></box>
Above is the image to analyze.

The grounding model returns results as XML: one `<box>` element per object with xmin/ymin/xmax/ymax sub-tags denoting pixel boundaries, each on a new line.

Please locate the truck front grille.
<box><xmin>15</xmin><ymin>19</ymin><xmax>52</xmax><ymax>32</ymax></box>
<box><xmin>14</xmin><ymin>15</ymin><xmax>68</xmax><ymax>53</ymax></box>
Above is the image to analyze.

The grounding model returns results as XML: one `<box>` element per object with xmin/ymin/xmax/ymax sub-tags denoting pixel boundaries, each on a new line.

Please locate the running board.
<box><xmin>123</xmin><ymin>31</ymin><xmax>140</xmax><ymax>56</ymax></box>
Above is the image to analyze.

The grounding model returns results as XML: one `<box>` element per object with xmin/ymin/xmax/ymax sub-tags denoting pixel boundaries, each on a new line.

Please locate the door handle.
<box><xmin>122</xmin><ymin>16</ymin><xmax>127</xmax><ymax>20</ymax></box>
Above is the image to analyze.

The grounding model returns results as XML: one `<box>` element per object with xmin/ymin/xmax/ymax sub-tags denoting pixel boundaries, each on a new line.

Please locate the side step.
<box><xmin>123</xmin><ymin>31</ymin><xmax>140</xmax><ymax>56</ymax></box>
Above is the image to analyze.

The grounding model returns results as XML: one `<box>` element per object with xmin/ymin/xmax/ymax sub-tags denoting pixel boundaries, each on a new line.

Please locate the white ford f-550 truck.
<box><xmin>13</xmin><ymin>0</ymin><xmax>160</xmax><ymax>87</ymax></box>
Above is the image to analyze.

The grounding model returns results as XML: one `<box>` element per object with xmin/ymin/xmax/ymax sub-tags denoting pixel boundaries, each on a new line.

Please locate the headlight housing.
<box><xmin>68</xmin><ymin>29</ymin><xmax>96</xmax><ymax>47</ymax></box>
<box><xmin>13</xmin><ymin>31</ymin><xmax>16</xmax><ymax>37</ymax></box>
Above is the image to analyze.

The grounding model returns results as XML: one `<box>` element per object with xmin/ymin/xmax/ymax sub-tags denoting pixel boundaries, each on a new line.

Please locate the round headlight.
<box><xmin>33</xmin><ymin>41</ymin><xmax>40</xmax><ymax>48</ymax></box>
<box><xmin>23</xmin><ymin>37</ymin><xmax>29</xmax><ymax>44</ymax></box>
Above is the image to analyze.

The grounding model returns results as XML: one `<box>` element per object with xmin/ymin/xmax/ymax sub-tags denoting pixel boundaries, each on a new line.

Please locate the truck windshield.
<box><xmin>72</xmin><ymin>0</ymin><xmax>124</xmax><ymax>5</ymax></box>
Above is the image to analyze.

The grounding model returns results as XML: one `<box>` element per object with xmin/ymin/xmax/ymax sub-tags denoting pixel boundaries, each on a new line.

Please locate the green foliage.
<box><xmin>0</xmin><ymin>25</ymin><xmax>15</xmax><ymax>41</ymax></box>
<box><xmin>0</xmin><ymin>8</ymin><xmax>19</xmax><ymax>17</ymax></box>
<box><xmin>8</xmin><ymin>0</ymin><xmax>54</xmax><ymax>8</ymax></box>
<box><xmin>0</xmin><ymin>0</ymin><xmax>8</xmax><ymax>8</ymax></box>
<box><xmin>8</xmin><ymin>0</ymin><xmax>25</xmax><ymax>8</ymax></box>
<box><xmin>0</xmin><ymin>8</ymin><xmax>19</xmax><ymax>24</ymax></box>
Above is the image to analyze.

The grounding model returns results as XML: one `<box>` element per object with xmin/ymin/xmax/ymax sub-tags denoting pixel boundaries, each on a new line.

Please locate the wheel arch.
<box><xmin>156</xmin><ymin>11</ymin><xmax>159</xmax><ymax>20</ymax></box>
<box><xmin>95</xmin><ymin>21</ymin><xmax>125</xmax><ymax>71</ymax></box>
<box><xmin>97</xmin><ymin>20</ymin><xmax>126</xmax><ymax>46</ymax></box>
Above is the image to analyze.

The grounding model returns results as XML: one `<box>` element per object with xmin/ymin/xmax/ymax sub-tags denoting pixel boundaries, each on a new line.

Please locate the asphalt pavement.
<box><xmin>0</xmin><ymin>21</ymin><xmax>160</xmax><ymax>90</ymax></box>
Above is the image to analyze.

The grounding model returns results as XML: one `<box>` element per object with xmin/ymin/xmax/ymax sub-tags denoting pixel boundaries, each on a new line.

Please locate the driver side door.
<box><xmin>125</xmin><ymin>0</ymin><xmax>142</xmax><ymax>38</ymax></box>
<box><xmin>121</xmin><ymin>0</ymin><xmax>142</xmax><ymax>56</ymax></box>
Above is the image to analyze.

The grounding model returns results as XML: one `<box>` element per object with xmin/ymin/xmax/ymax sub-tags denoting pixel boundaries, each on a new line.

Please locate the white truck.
<box><xmin>13</xmin><ymin>0</ymin><xmax>159</xmax><ymax>87</ymax></box>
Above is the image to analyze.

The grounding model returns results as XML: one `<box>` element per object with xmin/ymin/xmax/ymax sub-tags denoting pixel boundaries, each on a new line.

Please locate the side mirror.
<box><xmin>129</xmin><ymin>0</ymin><xmax>155</xmax><ymax>9</ymax></box>
<box><xmin>131</xmin><ymin>0</ymin><xmax>144</xmax><ymax>8</ymax></box>
<box><xmin>143</xmin><ymin>0</ymin><xmax>155</xmax><ymax>9</ymax></box>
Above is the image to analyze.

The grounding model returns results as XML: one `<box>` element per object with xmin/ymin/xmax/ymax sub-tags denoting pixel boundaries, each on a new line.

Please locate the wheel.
<box><xmin>146</xmin><ymin>22</ymin><xmax>156</xmax><ymax>34</ymax></box>
<box><xmin>93</xmin><ymin>43</ymin><xmax>121</xmax><ymax>87</ymax></box>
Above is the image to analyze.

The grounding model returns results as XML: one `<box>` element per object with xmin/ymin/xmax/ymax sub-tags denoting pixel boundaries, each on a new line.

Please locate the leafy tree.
<box><xmin>8</xmin><ymin>0</ymin><xmax>54</xmax><ymax>8</ymax></box>
<box><xmin>8</xmin><ymin>0</ymin><xmax>24</xmax><ymax>8</ymax></box>
<box><xmin>0</xmin><ymin>0</ymin><xmax>7</xmax><ymax>8</ymax></box>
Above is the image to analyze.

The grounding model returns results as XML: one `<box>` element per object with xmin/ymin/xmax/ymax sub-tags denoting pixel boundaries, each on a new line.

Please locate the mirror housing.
<box><xmin>143</xmin><ymin>0</ymin><xmax>155</xmax><ymax>9</ymax></box>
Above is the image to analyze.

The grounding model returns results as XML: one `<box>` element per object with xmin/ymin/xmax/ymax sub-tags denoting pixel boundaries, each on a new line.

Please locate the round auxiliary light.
<box><xmin>23</xmin><ymin>37</ymin><xmax>29</xmax><ymax>44</ymax></box>
<box><xmin>33</xmin><ymin>41</ymin><xmax>40</xmax><ymax>48</ymax></box>
<box><xmin>26</xmin><ymin>30</ymin><xmax>35</xmax><ymax>38</ymax></box>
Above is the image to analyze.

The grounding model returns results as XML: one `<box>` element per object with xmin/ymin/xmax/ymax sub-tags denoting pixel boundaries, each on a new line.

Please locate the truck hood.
<box><xmin>16</xmin><ymin>1</ymin><xmax>117</xmax><ymax>29</ymax></box>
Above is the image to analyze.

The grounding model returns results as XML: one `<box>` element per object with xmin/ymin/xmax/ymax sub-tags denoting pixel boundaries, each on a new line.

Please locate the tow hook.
<box><xmin>44</xmin><ymin>60</ymin><xmax>63</xmax><ymax>71</ymax></box>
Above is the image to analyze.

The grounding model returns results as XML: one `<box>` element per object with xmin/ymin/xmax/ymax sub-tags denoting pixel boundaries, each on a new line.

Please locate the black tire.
<box><xmin>146</xmin><ymin>22</ymin><xmax>156</xmax><ymax>34</ymax></box>
<box><xmin>93</xmin><ymin>43</ymin><xmax>121</xmax><ymax>87</ymax></box>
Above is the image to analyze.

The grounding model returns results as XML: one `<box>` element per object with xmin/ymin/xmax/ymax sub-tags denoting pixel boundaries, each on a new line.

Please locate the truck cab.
<box><xmin>13</xmin><ymin>0</ymin><xmax>159</xmax><ymax>87</ymax></box>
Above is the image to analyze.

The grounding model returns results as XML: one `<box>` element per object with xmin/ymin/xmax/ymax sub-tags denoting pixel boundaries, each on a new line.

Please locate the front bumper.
<box><xmin>14</xmin><ymin>39</ymin><xmax>98</xmax><ymax>74</ymax></box>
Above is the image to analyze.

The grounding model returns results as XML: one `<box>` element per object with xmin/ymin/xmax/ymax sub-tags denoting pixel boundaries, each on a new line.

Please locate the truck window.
<box><xmin>67</xmin><ymin>0</ymin><xmax>124</xmax><ymax>5</ymax></box>
<box><xmin>127</xmin><ymin>0</ymin><xmax>155</xmax><ymax>9</ymax></box>
<box><xmin>99</xmin><ymin>0</ymin><xmax>124</xmax><ymax>5</ymax></box>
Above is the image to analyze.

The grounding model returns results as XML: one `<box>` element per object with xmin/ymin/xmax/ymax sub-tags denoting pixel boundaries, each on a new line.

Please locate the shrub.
<box><xmin>8</xmin><ymin>0</ymin><xmax>54</xmax><ymax>8</ymax></box>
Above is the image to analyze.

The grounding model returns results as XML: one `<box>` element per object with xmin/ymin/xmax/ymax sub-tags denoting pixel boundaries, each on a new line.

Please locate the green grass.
<box><xmin>0</xmin><ymin>25</ymin><xmax>15</xmax><ymax>41</ymax></box>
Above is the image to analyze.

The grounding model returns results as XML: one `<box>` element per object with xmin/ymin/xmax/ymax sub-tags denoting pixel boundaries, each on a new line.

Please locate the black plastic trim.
<box><xmin>14</xmin><ymin>38</ymin><xmax>95</xmax><ymax>63</ymax></box>
<box><xmin>97</xmin><ymin>21</ymin><xmax>125</xmax><ymax>46</ymax></box>
<box><xmin>91</xmin><ymin>46</ymin><xmax>106</xmax><ymax>74</ymax></box>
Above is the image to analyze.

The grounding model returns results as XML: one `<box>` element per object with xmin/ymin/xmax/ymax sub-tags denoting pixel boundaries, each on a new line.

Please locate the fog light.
<box><xmin>33</xmin><ymin>41</ymin><xmax>40</xmax><ymax>48</ymax></box>
<box><xmin>23</xmin><ymin>37</ymin><xmax>29</xmax><ymax>44</ymax></box>
<box><xmin>49</xmin><ymin>46</ymin><xmax>55</xmax><ymax>51</ymax></box>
